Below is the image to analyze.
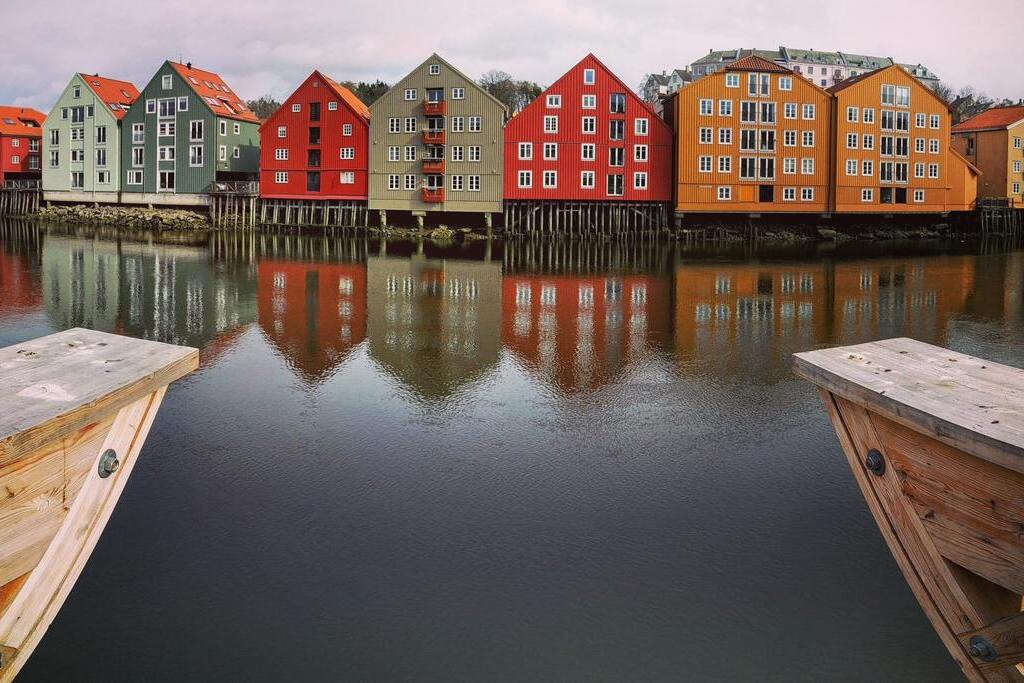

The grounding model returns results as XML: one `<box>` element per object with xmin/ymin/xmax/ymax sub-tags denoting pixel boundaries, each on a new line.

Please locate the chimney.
<box><xmin>186</xmin><ymin>61</ymin><xmax>192</xmax><ymax>70</ymax></box>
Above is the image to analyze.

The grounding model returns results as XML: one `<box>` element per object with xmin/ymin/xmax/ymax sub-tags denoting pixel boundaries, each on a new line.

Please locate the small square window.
<box><xmin>583</xmin><ymin>69</ymin><xmax>595</xmax><ymax>84</ymax></box>
<box><xmin>429</xmin><ymin>64</ymin><xmax>441</xmax><ymax>75</ymax></box>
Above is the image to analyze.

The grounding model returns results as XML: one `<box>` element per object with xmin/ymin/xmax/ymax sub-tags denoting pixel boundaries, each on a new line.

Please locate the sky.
<box><xmin>1</xmin><ymin>0</ymin><xmax>1020</xmax><ymax>112</ymax></box>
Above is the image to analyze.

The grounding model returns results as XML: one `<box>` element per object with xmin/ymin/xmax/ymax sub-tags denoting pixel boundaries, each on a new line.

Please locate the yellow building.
<box><xmin>952</xmin><ymin>105</ymin><xmax>1024</xmax><ymax>204</ymax></box>
<box><xmin>829</xmin><ymin>64</ymin><xmax>978</xmax><ymax>213</ymax></box>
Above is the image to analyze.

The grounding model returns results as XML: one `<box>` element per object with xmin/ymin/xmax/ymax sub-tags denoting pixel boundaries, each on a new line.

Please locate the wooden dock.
<box><xmin>0</xmin><ymin>329</ymin><xmax>196</xmax><ymax>680</ymax></box>
<box><xmin>795</xmin><ymin>338</ymin><xmax>1024</xmax><ymax>681</ymax></box>
<box><xmin>0</xmin><ymin>182</ymin><xmax>41</xmax><ymax>217</ymax></box>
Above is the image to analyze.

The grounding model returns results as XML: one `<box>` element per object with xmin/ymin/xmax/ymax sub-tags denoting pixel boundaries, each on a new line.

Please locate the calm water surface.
<box><xmin>1</xmin><ymin>219</ymin><xmax>1022</xmax><ymax>682</ymax></box>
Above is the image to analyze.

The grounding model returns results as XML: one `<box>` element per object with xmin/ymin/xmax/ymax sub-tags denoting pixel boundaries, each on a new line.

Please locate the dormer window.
<box><xmin>429</xmin><ymin>63</ymin><xmax>441</xmax><ymax>75</ymax></box>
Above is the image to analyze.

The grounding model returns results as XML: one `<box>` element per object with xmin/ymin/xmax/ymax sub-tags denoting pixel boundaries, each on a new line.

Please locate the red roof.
<box><xmin>953</xmin><ymin>105</ymin><xmax>1024</xmax><ymax>133</ymax></box>
<box><xmin>321</xmin><ymin>73</ymin><xmax>370</xmax><ymax>121</ymax></box>
<box><xmin>0</xmin><ymin>106</ymin><xmax>44</xmax><ymax>137</ymax></box>
<box><xmin>169</xmin><ymin>62</ymin><xmax>260</xmax><ymax>123</ymax></box>
<box><xmin>78</xmin><ymin>73</ymin><xmax>139</xmax><ymax>120</ymax></box>
<box><xmin>726</xmin><ymin>55</ymin><xmax>790</xmax><ymax>73</ymax></box>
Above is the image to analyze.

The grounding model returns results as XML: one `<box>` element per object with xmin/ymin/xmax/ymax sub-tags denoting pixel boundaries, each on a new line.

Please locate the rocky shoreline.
<box><xmin>34</xmin><ymin>205</ymin><xmax>211</xmax><ymax>231</ymax></box>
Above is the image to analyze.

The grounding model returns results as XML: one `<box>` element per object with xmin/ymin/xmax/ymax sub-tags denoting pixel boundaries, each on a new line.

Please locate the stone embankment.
<box><xmin>35</xmin><ymin>205</ymin><xmax>210</xmax><ymax>230</ymax></box>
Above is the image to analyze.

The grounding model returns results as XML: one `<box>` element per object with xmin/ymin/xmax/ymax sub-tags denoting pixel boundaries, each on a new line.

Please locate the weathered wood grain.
<box><xmin>0</xmin><ymin>389</ymin><xmax>164</xmax><ymax>682</ymax></box>
<box><xmin>960</xmin><ymin>610</ymin><xmax>1024</xmax><ymax>673</ymax></box>
<box><xmin>794</xmin><ymin>338</ymin><xmax>1024</xmax><ymax>474</ymax></box>
<box><xmin>0</xmin><ymin>328</ymin><xmax>197</xmax><ymax>467</ymax></box>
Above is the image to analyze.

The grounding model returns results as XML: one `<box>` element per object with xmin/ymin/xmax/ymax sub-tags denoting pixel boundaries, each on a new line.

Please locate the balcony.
<box><xmin>421</xmin><ymin>187</ymin><xmax>445</xmax><ymax>203</ymax></box>
<box><xmin>423</xmin><ymin>129</ymin><xmax>445</xmax><ymax>145</ymax></box>
<box><xmin>424</xmin><ymin>100</ymin><xmax>447</xmax><ymax>116</ymax></box>
<box><xmin>422</xmin><ymin>158</ymin><xmax>445</xmax><ymax>174</ymax></box>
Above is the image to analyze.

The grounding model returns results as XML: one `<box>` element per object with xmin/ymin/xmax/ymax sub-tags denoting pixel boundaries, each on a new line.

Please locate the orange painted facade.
<box><xmin>672</xmin><ymin>56</ymin><xmax>833</xmax><ymax>213</ymax></box>
<box><xmin>830</xmin><ymin>65</ymin><xmax>977</xmax><ymax>213</ymax></box>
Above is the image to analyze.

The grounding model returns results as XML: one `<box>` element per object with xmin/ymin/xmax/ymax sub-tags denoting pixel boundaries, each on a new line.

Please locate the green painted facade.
<box><xmin>42</xmin><ymin>75</ymin><xmax>126</xmax><ymax>201</ymax></box>
<box><xmin>120</xmin><ymin>61</ymin><xmax>259</xmax><ymax>202</ymax></box>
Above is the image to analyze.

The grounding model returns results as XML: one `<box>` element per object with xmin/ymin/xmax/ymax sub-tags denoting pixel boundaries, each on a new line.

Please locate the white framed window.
<box><xmin>929</xmin><ymin>139</ymin><xmax>940</xmax><ymax>154</ymax></box>
<box><xmin>847</xmin><ymin>133</ymin><xmax>858</xmax><ymax>149</ymax></box>
<box><xmin>725</xmin><ymin>74</ymin><xmax>740</xmax><ymax>88</ymax></box>
<box><xmin>802</xmin><ymin>131</ymin><xmax>814</xmax><ymax>147</ymax></box>
<box><xmin>158</xmin><ymin>145</ymin><xmax>175</xmax><ymax>161</ymax></box>
<box><xmin>699</xmin><ymin>99</ymin><xmax>713</xmax><ymax>116</ymax></box>
<box><xmin>328</xmin><ymin>101</ymin><xmax>338</xmax><ymax>111</ymax></box>
<box><xmin>783</xmin><ymin>157</ymin><xmax>796</xmax><ymax>175</ymax></box>
<box><xmin>388</xmin><ymin>118</ymin><xmax>400</xmax><ymax>133</ymax></box>
<box><xmin>634</xmin><ymin>144</ymin><xmax>648</xmax><ymax>161</ymax></box>
<box><xmin>928</xmin><ymin>163</ymin><xmax>939</xmax><ymax>178</ymax></box>
<box><xmin>634</xmin><ymin>172</ymin><xmax>648</xmax><ymax>190</ymax></box>
<box><xmin>10</xmin><ymin>155</ymin><xmax>19</xmax><ymax>165</ymax></box>
<box><xmin>518</xmin><ymin>142</ymin><xmax>532</xmax><ymax>160</ymax></box>
<box><xmin>801</xmin><ymin>187</ymin><xmax>814</xmax><ymax>201</ymax></box>
<box><xmin>404</xmin><ymin>174</ymin><xmax>416</xmax><ymax>190</ymax></box>
<box><xmin>387</xmin><ymin>146</ymin><xmax>400</xmax><ymax>162</ymax></box>
<box><xmin>846</xmin><ymin>159</ymin><xmax>858</xmax><ymax>176</ymax></box>
<box><xmin>219</xmin><ymin>120</ymin><xmax>227</xmax><ymax>136</ymax></box>
<box><xmin>292</xmin><ymin>103</ymin><xmax>301</xmax><ymax>113</ymax></box>
<box><xmin>717</xmin><ymin>186</ymin><xmax>732</xmax><ymax>200</ymax></box>
<box><xmin>132</xmin><ymin>123</ymin><xmax>145</xmax><ymax>144</ymax></box>
<box><xmin>581</xmin><ymin>170</ymin><xmax>595</xmax><ymax>189</ymax></box>
<box><xmin>718</xmin><ymin>156</ymin><xmax>731</xmax><ymax>172</ymax></box>
<box><xmin>915</xmin><ymin>138</ymin><xmax>925</xmax><ymax>153</ymax></box>
<box><xmin>162</xmin><ymin>74</ymin><xmax>172</xmax><ymax>90</ymax></box>
<box><xmin>340</xmin><ymin>147</ymin><xmax>355</xmax><ymax>159</ymax></box>
<box><xmin>342</xmin><ymin>124</ymin><xmax>353</xmax><ymax>136</ymax></box>
<box><xmin>10</xmin><ymin>139</ymin><xmax>18</xmax><ymax>148</ymax></box>
<box><xmin>783</xmin><ymin>130</ymin><xmax>796</xmax><ymax>147</ymax></box>
<box><xmin>218</xmin><ymin>145</ymin><xmax>226</xmax><ymax>161</ymax></box>
<box><xmin>452</xmin><ymin>87</ymin><xmax>465</xmax><ymax>99</ymax></box>
<box><xmin>340</xmin><ymin>171</ymin><xmax>355</xmax><ymax>184</ymax></box>
<box><xmin>127</xmin><ymin>170</ymin><xmax>143</xmax><ymax>185</ymax></box>
<box><xmin>801</xmin><ymin>158</ymin><xmax>814</xmax><ymax>175</ymax></box>
<box><xmin>189</xmin><ymin>144</ymin><xmax>204</xmax><ymax>166</ymax></box>
<box><xmin>582</xmin><ymin>94</ymin><xmax>596</xmax><ymax>109</ymax></box>
<box><xmin>699</xmin><ymin>127</ymin><xmax>713</xmax><ymax>144</ymax></box>
<box><xmin>404</xmin><ymin>145</ymin><xmax>416</xmax><ymax>161</ymax></box>
<box><xmin>518</xmin><ymin>170</ymin><xmax>532</xmax><ymax>188</ymax></box>
<box><xmin>802</xmin><ymin>104</ymin><xmax>815</xmax><ymax>120</ymax></box>
<box><xmin>861</xmin><ymin>188</ymin><xmax>873</xmax><ymax>202</ymax></box>
<box><xmin>275</xmin><ymin>171</ymin><xmax>288</xmax><ymax>184</ymax></box>
<box><xmin>468</xmin><ymin>116</ymin><xmax>482</xmax><ymax>132</ymax></box>
<box><xmin>387</xmin><ymin>174</ymin><xmax>400</xmax><ymax>190</ymax></box>
<box><xmin>782</xmin><ymin>187</ymin><xmax>795</xmax><ymax>201</ymax></box>
<box><xmin>450</xmin><ymin>146</ymin><xmax>464</xmax><ymax>161</ymax></box>
<box><xmin>583</xmin><ymin>68</ymin><xmax>595</xmax><ymax>85</ymax></box>
<box><xmin>233</xmin><ymin>122</ymin><xmax>240</xmax><ymax>135</ymax></box>
<box><xmin>188</xmin><ymin>120</ymin><xmax>203</xmax><ymax>141</ymax></box>
<box><xmin>467</xmin><ymin>175</ymin><xmax>480</xmax><ymax>193</ymax></box>
<box><xmin>404</xmin><ymin>88</ymin><xmax>417</xmax><ymax>100</ymax></box>
<box><xmin>405</xmin><ymin>117</ymin><xmax>416</xmax><ymax>133</ymax></box>
<box><xmin>847</xmin><ymin>107</ymin><xmax>859</xmax><ymax>123</ymax></box>
<box><xmin>275</xmin><ymin>148</ymin><xmax>288</xmax><ymax>161</ymax></box>
<box><xmin>784</xmin><ymin>102</ymin><xmax>797</xmax><ymax>119</ymax></box>
<box><xmin>582</xmin><ymin>116</ymin><xmax>596</xmax><ymax>134</ymax></box>
<box><xmin>544</xmin><ymin>115</ymin><xmax>558</xmax><ymax>133</ymax></box>
<box><xmin>546</xmin><ymin>94</ymin><xmax>561</xmax><ymax>108</ymax></box>
<box><xmin>581</xmin><ymin>143</ymin><xmax>596</xmax><ymax>161</ymax></box>
<box><xmin>277</xmin><ymin>126</ymin><xmax>287</xmax><ymax>138</ymax></box>
<box><xmin>543</xmin><ymin>142</ymin><xmax>557</xmax><ymax>160</ymax></box>
<box><xmin>914</xmin><ymin>189</ymin><xmax>926</xmax><ymax>203</ymax></box>
<box><xmin>863</xmin><ymin>159</ymin><xmax>874</xmax><ymax>176</ymax></box>
<box><xmin>779</xmin><ymin>77</ymin><xmax>792</xmax><ymax>91</ymax></box>
<box><xmin>699</xmin><ymin>155</ymin><xmax>712</xmax><ymax>173</ymax></box>
<box><xmin>915</xmin><ymin>113</ymin><xmax>926</xmax><ymax>128</ymax></box>
<box><xmin>429</xmin><ymin>63</ymin><xmax>440</xmax><ymax>75</ymax></box>
<box><xmin>914</xmin><ymin>162</ymin><xmax>925</xmax><ymax>178</ymax></box>
<box><xmin>70</xmin><ymin>149</ymin><xmax>83</xmax><ymax>163</ymax></box>
<box><xmin>1014</xmin><ymin>137</ymin><xmax>1022</xmax><ymax>149</ymax></box>
<box><xmin>132</xmin><ymin>147</ymin><xmax>144</xmax><ymax>167</ymax></box>
<box><xmin>635</xmin><ymin>117</ymin><xmax>649</xmax><ymax>135</ymax></box>
<box><xmin>719</xmin><ymin>128</ymin><xmax>733</xmax><ymax>145</ymax></box>
<box><xmin>719</xmin><ymin>100</ymin><xmax>732</xmax><ymax>117</ymax></box>
<box><xmin>450</xmin><ymin>117</ymin><xmax>464</xmax><ymax>132</ymax></box>
<box><xmin>862</xmin><ymin>134</ymin><xmax>875</xmax><ymax>151</ymax></box>
<box><xmin>543</xmin><ymin>170</ymin><xmax>557</xmax><ymax>188</ymax></box>
<box><xmin>1013</xmin><ymin>182</ymin><xmax>1021</xmax><ymax>194</ymax></box>
<box><xmin>450</xmin><ymin>174</ymin><xmax>463</xmax><ymax>191</ymax></box>
<box><xmin>158</xmin><ymin>121</ymin><xmax>175</xmax><ymax>137</ymax></box>
<box><xmin>863</xmin><ymin>108</ymin><xmax>875</xmax><ymax>124</ymax></box>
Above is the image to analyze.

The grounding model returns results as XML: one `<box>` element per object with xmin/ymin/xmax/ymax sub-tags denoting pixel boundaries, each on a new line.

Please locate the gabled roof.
<box><xmin>644</xmin><ymin>73</ymin><xmax>670</xmax><ymax>87</ymax></box>
<box><xmin>726</xmin><ymin>55</ymin><xmax>791</xmax><ymax>73</ymax></box>
<box><xmin>375</xmin><ymin>53</ymin><xmax>507</xmax><ymax>113</ymax></box>
<box><xmin>319</xmin><ymin>72</ymin><xmax>370</xmax><ymax>121</ymax></box>
<box><xmin>950</xmin><ymin>146</ymin><xmax>981</xmax><ymax>175</ymax></box>
<box><xmin>828</xmin><ymin>64</ymin><xmax>952</xmax><ymax>113</ymax></box>
<box><xmin>169</xmin><ymin>62</ymin><xmax>259</xmax><ymax>123</ymax></box>
<box><xmin>78</xmin><ymin>73</ymin><xmax>139</xmax><ymax>120</ymax></box>
<box><xmin>952</xmin><ymin>106</ymin><xmax>1024</xmax><ymax>133</ymax></box>
<box><xmin>0</xmin><ymin>106</ymin><xmax>45</xmax><ymax>137</ymax></box>
<box><xmin>693</xmin><ymin>48</ymin><xmax>781</xmax><ymax>65</ymax></box>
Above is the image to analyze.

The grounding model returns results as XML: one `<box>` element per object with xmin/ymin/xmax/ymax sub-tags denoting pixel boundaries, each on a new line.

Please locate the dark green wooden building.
<box><xmin>119</xmin><ymin>61</ymin><xmax>260</xmax><ymax>206</ymax></box>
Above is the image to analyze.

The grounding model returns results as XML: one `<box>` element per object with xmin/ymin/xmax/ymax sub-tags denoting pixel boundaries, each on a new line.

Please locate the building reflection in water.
<box><xmin>257</xmin><ymin>260</ymin><xmax>367</xmax><ymax>384</ymax></box>
<box><xmin>366</xmin><ymin>254</ymin><xmax>502</xmax><ymax>398</ymax></box>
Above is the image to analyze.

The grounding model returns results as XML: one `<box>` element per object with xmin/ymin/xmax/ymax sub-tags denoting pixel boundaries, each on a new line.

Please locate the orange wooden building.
<box><xmin>668</xmin><ymin>55</ymin><xmax>833</xmax><ymax>214</ymax></box>
<box><xmin>951</xmin><ymin>105</ymin><xmax>1024</xmax><ymax>203</ymax></box>
<box><xmin>829</xmin><ymin>64</ymin><xmax>978</xmax><ymax>213</ymax></box>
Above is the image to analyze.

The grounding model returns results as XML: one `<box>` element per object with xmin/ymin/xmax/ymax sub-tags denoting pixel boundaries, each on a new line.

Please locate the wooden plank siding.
<box><xmin>369</xmin><ymin>53</ymin><xmax>505</xmax><ymax>214</ymax></box>
<box><xmin>259</xmin><ymin>71</ymin><xmax>370</xmax><ymax>201</ymax></box>
<box><xmin>952</xmin><ymin>116</ymin><xmax>1024</xmax><ymax>203</ymax></box>
<box><xmin>120</xmin><ymin>61</ymin><xmax>259</xmax><ymax>204</ymax></box>
<box><xmin>0</xmin><ymin>108</ymin><xmax>43</xmax><ymax>186</ymax></box>
<box><xmin>830</xmin><ymin>65</ymin><xmax>978</xmax><ymax>213</ymax></box>
<box><xmin>503</xmin><ymin>54</ymin><xmax>673</xmax><ymax>203</ymax></box>
<box><xmin>672</xmin><ymin>56</ymin><xmax>833</xmax><ymax>214</ymax></box>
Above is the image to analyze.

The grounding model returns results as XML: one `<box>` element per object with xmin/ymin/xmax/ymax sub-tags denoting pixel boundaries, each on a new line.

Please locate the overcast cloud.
<box><xmin>1</xmin><ymin>0</ymin><xmax>1020</xmax><ymax>112</ymax></box>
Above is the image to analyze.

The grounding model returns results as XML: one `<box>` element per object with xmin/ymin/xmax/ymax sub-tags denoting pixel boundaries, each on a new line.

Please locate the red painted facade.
<box><xmin>259</xmin><ymin>72</ymin><xmax>370</xmax><ymax>200</ymax></box>
<box><xmin>504</xmin><ymin>55</ymin><xmax>673</xmax><ymax>202</ymax></box>
<box><xmin>0</xmin><ymin>107</ymin><xmax>45</xmax><ymax>184</ymax></box>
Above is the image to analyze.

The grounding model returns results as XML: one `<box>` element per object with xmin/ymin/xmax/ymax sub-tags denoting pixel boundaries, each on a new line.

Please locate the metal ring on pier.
<box><xmin>98</xmin><ymin>449</ymin><xmax>120</xmax><ymax>478</ymax></box>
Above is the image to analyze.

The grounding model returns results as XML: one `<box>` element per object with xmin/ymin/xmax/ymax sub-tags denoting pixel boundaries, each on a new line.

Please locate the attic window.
<box><xmin>429</xmin><ymin>64</ymin><xmax>441</xmax><ymax>75</ymax></box>
<box><xmin>2</xmin><ymin>118</ymin><xmax>14</xmax><ymax>125</ymax></box>
<box><xmin>204</xmin><ymin>80</ymin><xmax>213</xmax><ymax>88</ymax></box>
<box><xmin>120</xmin><ymin>89</ymin><xmax>131</xmax><ymax>97</ymax></box>
<box><xmin>162</xmin><ymin>75</ymin><xmax>173</xmax><ymax>90</ymax></box>
<box><xmin>205</xmin><ymin>96</ymin><xmax>219</xmax><ymax>106</ymax></box>
<box><xmin>583</xmin><ymin>68</ymin><xmax>596</xmax><ymax>85</ymax></box>
<box><xmin>189</xmin><ymin>76</ymin><xmax>199</xmax><ymax>85</ymax></box>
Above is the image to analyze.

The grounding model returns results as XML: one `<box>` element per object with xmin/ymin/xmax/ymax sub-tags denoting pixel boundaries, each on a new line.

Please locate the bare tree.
<box><xmin>479</xmin><ymin>70</ymin><xmax>543</xmax><ymax>115</ymax></box>
<box><xmin>245</xmin><ymin>96</ymin><xmax>281</xmax><ymax>120</ymax></box>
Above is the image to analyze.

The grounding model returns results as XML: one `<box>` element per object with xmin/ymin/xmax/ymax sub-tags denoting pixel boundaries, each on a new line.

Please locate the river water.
<box><xmin>1</xmin><ymin>219</ymin><xmax>1022</xmax><ymax>681</ymax></box>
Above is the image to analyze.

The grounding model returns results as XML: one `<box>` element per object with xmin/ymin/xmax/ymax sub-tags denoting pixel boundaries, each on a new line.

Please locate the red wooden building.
<box><xmin>259</xmin><ymin>71</ymin><xmax>370</xmax><ymax>210</ymax></box>
<box><xmin>503</xmin><ymin>54</ymin><xmax>673</xmax><ymax>231</ymax></box>
<box><xmin>0</xmin><ymin>107</ymin><xmax>45</xmax><ymax>185</ymax></box>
